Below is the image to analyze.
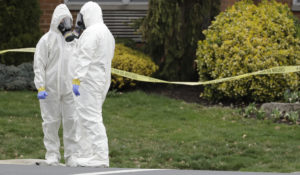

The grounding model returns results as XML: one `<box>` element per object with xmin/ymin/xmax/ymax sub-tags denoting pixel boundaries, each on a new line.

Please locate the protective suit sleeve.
<box><xmin>73</xmin><ymin>31</ymin><xmax>97</xmax><ymax>81</ymax></box>
<box><xmin>33</xmin><ymin>38</ymin><xmax>48</xmax><ymax>90</ymax></box>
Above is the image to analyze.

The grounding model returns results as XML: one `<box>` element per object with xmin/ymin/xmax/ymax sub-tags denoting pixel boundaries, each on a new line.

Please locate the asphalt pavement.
<box><xmin>0</xmin><ymin>159</ymin><xmax>299</xmax><ymax>175</ymax></box>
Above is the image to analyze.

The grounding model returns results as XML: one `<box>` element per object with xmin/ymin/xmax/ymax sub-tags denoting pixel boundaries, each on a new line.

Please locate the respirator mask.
<box><xmin>73</xmin><ymin>13</ymin><xmax>86</xmax><ymax>39</ymax></box>
<box><xmin>58</xmin><ymin>17</ymin><xmax>75</xmax><ymax>42</ymax></box>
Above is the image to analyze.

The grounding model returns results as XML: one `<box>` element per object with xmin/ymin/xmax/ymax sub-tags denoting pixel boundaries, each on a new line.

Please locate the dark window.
<box><xmin>292</xmin><ymin>0</ymin><xmax>300</xmax><ymax>11</ymax></box>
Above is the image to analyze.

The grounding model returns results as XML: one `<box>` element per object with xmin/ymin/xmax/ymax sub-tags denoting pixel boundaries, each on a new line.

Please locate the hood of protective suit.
<box><xmin>50</xmin><ymin>4</ymin><xmax>73</xmax><ymax>33</ymax></box>
<box><xmin>80</xmin><ymin>1</ymin><xmax>104</xmax><ymax>28</ymax></box>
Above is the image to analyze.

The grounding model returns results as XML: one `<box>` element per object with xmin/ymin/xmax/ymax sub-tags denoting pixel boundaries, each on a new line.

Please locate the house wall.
<box><xmin>39</xmin><ymin>0</ymin><xmax>64</xmax><ymax>33</ymax></box>
<box><xmin>39</xmin><ymin>0</ymin><xmax>300</xmax><ymax>34</ymax></box>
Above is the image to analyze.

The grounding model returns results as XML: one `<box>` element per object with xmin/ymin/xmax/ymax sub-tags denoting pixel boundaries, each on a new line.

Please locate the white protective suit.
<box><xmin>73</xmin><ymin>1</ymin><xmax>115</xmax><ymax>167</ymax></box>
<box><xmin>33</xmin><ymin>4</ymin><xmax>78</xmax><ymax>166</ymax></box>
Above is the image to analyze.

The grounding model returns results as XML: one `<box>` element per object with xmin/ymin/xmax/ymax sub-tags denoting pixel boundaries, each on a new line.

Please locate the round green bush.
<box><xmin>196</xmin><ymin>0</ymin><xmax>300</xmax><ymax>102</ymax></box>
<box><xmin>112</xmin><ymin>43</ymin><xmax>158</xmax><ymax>89</ymax></box>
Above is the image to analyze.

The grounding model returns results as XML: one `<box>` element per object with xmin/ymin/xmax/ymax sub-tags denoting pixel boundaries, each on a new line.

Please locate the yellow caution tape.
<box><xmin>112</xmin><ymin>66</ymin><xmax>300</xmax><ymax>86</ymax></box>
<box><xmin>0</xmin><ymin>48</ymin><xmax>35</xmax><ymax>54</ymax></box>
<box><xmin>1</xmin><ymin>48</ymin><xmax>300</xmax><ymax>86</ymax></box>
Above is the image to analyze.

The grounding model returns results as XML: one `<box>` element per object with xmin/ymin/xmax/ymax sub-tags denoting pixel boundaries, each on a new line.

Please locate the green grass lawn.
<box><xmin>0</xmin><ymin>90</ymin><xmax>300</xmax><ymax>172</ymax></box>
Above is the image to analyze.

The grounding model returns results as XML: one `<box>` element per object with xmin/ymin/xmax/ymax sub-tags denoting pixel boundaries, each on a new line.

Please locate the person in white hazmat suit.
<box><xmin>33</xmin><ymin>4</ymin><xmax>78</xmax><ymax>166</ymax></box>
<box><xmin>71</xmin><ymin>1</ymin><xmax>115</xmax><ymax>167</ymax></box>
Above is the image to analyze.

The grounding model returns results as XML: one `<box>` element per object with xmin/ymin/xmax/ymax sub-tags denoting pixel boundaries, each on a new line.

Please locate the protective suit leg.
<box><xmin>61</xmin><ymin>92</ymin><xmax>79</xmax><ymax>167</ymax></box>
<box><xmin>76</xmin><ymin>85</ymin><xmax>109</xmax><ymax>167</ymax></box>
<box><xmin>39</xmin><ymin>93</ymin><xmax>61</xmax><ymax>165</ymax></box>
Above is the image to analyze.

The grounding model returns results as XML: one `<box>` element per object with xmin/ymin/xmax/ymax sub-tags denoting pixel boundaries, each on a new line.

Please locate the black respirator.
<box><xmin>73</xmin><ymin>13</ymin><xmax>86</xmax><ymax>39</ymax></box>
<box><xmin>58</xmin><ymin>17</ymin><xmax>75</xmax><ymax>42</ymax></box>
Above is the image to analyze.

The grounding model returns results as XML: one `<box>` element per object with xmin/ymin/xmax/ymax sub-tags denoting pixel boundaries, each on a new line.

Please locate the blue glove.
<box><xmin>73</xmin><ymin>84</ymin><xmax>80</xmax><ymax>96</ymax></box>
<box><xmin>37</xmin><ymin>91</ymin><xmax>48</xmax><ymax>99</ymax></box>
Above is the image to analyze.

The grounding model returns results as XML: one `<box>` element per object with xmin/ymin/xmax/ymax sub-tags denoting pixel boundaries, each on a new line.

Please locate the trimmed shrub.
<box><xmin>140</xmin><ymin>0</ymin><xmax>220</xmax><ymax>81</ymax></box>
<box><xmin>0</xmin><ymin>63</ymin><xmax>35</xmax><ymax>90</ymax></box>
<box><xmin>196</xmin><ymin>0</ymin><xmax>300</xmax><ymax>102</ymax></box>
<box><xmin>0</xmin><ymin>0</ymin><xmax>41</xmax><ymax>65</ymax></box>
<box><xmin>111</xmin><ymin>44</ymin><xmax>158</xmax><ymax>89</ymax></box>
